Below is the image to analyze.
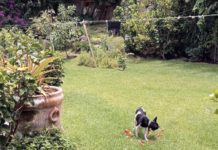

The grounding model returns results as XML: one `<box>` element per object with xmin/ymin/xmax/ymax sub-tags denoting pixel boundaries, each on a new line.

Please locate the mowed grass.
<box><xmin>62</xmin><ymin>59</ymin><xmax>218</xmax><ymax>150</ymax></box>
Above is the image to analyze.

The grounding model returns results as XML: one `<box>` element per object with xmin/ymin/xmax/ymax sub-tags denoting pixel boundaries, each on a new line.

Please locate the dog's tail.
<box><xmin>135</xmin><ymin>106</ymin><xmax>145</xmax><ymax>114</ymax></box>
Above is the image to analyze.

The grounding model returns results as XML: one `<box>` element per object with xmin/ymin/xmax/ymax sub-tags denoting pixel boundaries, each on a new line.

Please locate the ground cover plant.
<box><xmin>8</xmin><ymin>128</ymin><xmax>76</xmax><ymax>150</ymax></box>
<box><xmin>62</xmin><ymin>58</ymin><xmax>218</xmax><ymax>150</ymax></box>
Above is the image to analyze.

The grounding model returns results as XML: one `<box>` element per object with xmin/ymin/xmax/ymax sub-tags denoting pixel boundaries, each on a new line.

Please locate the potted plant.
<box><xmin>0</xmin><ymin>49</ymin><xmax>64</xmax><ymax>149</ymax></box>
<box><xmin>1</xmin><ymin>52</ymin><xmax>65</xmax><ymax>125</ymax></box>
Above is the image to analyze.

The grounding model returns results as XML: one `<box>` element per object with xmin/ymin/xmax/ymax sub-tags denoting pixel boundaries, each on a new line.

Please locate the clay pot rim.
<box><xmin>24</xmin><ymin>86</ymin><xmax>64</xmax><ymax>109</ymax></box>
<box><xmin>31</xmin><ymin>86</ymin><xmax>63</xmax><ymax>98</ymax></box>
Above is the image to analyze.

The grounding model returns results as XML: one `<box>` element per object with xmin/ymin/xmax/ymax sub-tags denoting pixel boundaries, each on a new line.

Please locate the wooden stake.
<box><xmin>82</xmin><ymin>20</ymin><xmax>97</xmax><ymax>67</ymax></box>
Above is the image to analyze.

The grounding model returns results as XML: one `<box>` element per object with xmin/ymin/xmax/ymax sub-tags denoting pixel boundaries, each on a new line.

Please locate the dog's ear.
<box><xmin>153</xmin><ymin>116</ymin><xmax>157</xmax><ymax>122</ymax></box>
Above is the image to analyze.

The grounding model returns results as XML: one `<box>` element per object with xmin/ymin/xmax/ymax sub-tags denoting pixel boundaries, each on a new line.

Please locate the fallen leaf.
<box><xmin>123</xmin><ymin>129</ymin><xmax>133</xmax><ymax>138</ymax></box>
<box><xmin>139</xmin><ymin>140</ymin><xmax>145</xmax><ymax>146</ymax></box>
<box><xmin>156</xmin><ymin>128</ymin><xmax>165</xmax><ymax>138</ymax></box>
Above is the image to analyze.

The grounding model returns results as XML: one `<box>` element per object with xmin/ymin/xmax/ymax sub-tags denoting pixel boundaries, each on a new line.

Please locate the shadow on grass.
<box><xmin>148</xmin><ymin>135</ymin><xmax>158</xmax><ymax>141</ymax></box>
<box><xmin>136</xmin><ymin>130</ymin><xmax>158</xmax><ymax>142</ymax></box>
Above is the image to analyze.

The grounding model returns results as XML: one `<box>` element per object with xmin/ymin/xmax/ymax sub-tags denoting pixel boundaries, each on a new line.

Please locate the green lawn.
<box><xmin>62</xmin><ymin>59</ymin><xmax>218</xmax><ymax>150</ymax></box>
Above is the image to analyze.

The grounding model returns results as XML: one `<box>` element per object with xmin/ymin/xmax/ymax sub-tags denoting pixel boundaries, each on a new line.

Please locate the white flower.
<box><xmin>4</xmin><ymin>121</ymin><xmax>9</xmax><ymax>126</ymax></box>
<box><xmin>209</xmin><ymin>93</ymin><xmax>215</xmax><ymax>98</ymax></box>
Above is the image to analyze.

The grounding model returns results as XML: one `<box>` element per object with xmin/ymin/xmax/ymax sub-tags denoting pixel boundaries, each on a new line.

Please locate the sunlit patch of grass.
<box><xmin>62</xmin><ymin>59</ymin><xmax>218</xmax><ymax>150</ymax></box>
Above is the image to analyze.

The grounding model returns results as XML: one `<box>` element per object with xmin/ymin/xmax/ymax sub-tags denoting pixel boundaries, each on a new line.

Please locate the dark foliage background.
<box><xmin>115</xmin><ymin>0</ymin><xmax>218</xmax><ymax>63</ymax></box>
<box><xmin>0</xmin><ymin>0</ymin><xmax>74</xmax><ymax>27</ymax></box>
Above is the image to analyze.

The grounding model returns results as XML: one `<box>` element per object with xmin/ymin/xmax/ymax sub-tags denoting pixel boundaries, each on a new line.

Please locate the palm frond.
<box><xmin>31</xmin><ymin>57</ymin><xmax>58</xmax><ymax>78</ymax></box>
<box><xmin>0</xmin><ymin>56</ymin><xmax>17</xmax><ymax>72</ymax></box>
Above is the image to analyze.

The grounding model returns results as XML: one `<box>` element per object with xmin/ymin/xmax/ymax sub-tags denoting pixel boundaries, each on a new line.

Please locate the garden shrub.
<box><xmin>98</xmin><ymin>56</ymin><xmax>118</xmax><ymax>68</ymax></box>
<box><xmin>74</xmin><ymin>41</ymin><xmax>90</xmax><ymax>52</ymax></box>
<box><xmin>77</xmin><ymin>36</ymin><xmax>126</xmax><ymax>70</ymax></box>
<box><xmin>0</xmin><ymin>28</ymin><xmax>64</xmax><ymax>87</ymax></box>
<box><xmin>185</xmin><ymin>47</ymin><xmax>209</xmax><ymax>62</ymax></box>
<box><xmin>30</xmin><ymin>4</ymin><xmax>83</xmax><ymax>57</ymax></box>
<box><xmin>0</xmin><ymin>71</ymin><xmax>16</xmax><ymax>149</ymax></box>
<box><xmin>0</xmin><ymin>27</ymin><xmax>42</xmax><ymax>59</ymax></box>
<box><xmin>105</xmin><ymin>36</ymin><xmax>125</xmax><ymax>54</ymax></box>
<box><xmin>114</xmin><ymin>0</ymin><xmax>173</xmax><ymax>58</ymax></box>
<box><xmin>192</xmin><ymin>0</ymin><xmax>218</xmax><ymax>62</ymax></box>
<box><xmin>77</xmin><ymin>51</ymin><xmax>96</xmax><ymax>68</ymax></box>
<box><xmin>29</xmin><ymin>10</ymin><xmax>55</xmax><ymax>39</ymax></box>
<box><xmin>114</xmin><ymin>0</ymin><xmax>218</xmax><ymax>63</ymax></box>
<box><xmin>96</xmin><ymin>48</ymin><xmax>118</xmax><ymax>69</ymax></box>
<box><xmin>118</xmin><ymin>55</ymin><xmax>126</xmax><ymax>71</ymax></box>
<box><xmin>0</xmin><ymin>0</ymin><xmax>74</xmax><ymax>26</ymax></box>
<box><xmin>8</xmin><ymin>128</ymin><xmax>76</xmax><ymax>150</ymax></box>
<box><xmin>123</xmin><ymin>19</ymin><xmax>158</xmax><ymax>54</ymax></box>
<box><xmin>0</xmin><ymin>70</ymin><xmax>38</xmax><ymax>149</ymax></box>
<box><xmin>0</xmin><ymin>0</ymin><xmax>27</xmax><ymax>27</ymax></box>
<box><xmin>77</xmin><ymin>49</ymin><xmax>120</xmax><ymax>69</ymax></box>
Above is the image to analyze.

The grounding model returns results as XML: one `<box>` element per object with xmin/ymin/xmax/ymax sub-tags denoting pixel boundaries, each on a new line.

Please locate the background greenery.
<box><xmin>114</xmin><ymin>0</ymin><xmax>218</xmax><ymax>63</ymax></box>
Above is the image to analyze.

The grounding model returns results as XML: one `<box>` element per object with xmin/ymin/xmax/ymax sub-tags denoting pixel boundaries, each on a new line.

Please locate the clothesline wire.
<box><xmin>2</xmin><ymin>13</ymin><xmax>218</xmax><ymax>28</ymax></box>
<box><xmin>80</xmin><ymin>13</ymin><xmax>218</xmax><ymax>24</ymax></box>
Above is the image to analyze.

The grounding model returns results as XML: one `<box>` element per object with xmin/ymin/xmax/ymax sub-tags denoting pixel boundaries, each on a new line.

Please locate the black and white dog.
<box><xmin>134</xmin><ymin>107</ymin><xmax>159</xmax><ymax>141</ymax></box>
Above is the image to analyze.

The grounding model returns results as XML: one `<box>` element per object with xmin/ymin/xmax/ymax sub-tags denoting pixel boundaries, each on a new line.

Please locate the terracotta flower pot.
<box><xmin>17</xmin><ymin>86</ymin><xmax>64</xmax><ymax>134</ymax></box>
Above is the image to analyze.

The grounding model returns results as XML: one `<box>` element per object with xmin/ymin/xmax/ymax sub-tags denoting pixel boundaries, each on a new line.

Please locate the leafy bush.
<box><xmin>123</xmin><ymin>19</ymin><xmax>158</xmax><ymax>53</ymax></box>
<box><xmin>0</xmin><ymin>0</ymin><xmax>27</xmax><ymax>27</ymax></box>
<box><xmin>192</xmin><ymin>0</ymin><xmax>218</xmax><ymax>62</ymax></box>
<box><xmin>96</xmin><ymin>48</ymin><xmax>118</xmax><ymax>69</ymax></box>
<box><xmin>0</xmin><ymin>0</ymin><xmax>76</xmax><ymax>26</ymax></box>
<box><xmin>118</xmin><ymin>55</ymin><xmax>126</xmax><ymax>71</ymax></box>
<box><xmin>74</xmin><ymin>41</ymin><xmax>90</xmax><ymax>52</ymax></box>
<box><xmin>77</xmin><ymin>36</ymin><xmax>126</xmax><ymax>69</ymax></box>
<box><xmin>77</xmin><ymin>49</ymin><xmax>121</xmax><ymax>69</ymax></box>
<box><xmin>114</xmin><ymin>0</ymin><xmax>173</xmax><ymax>57</ymax></box>
<box><xmin>29</xmin><ymin>10</ymin><xmax>55</xmax><ymax>39</ymax></box>
<box><xmin>50</xmin><ymin>22</ymin><xmax>82</xmax><ymax>52</ymax></box>
<box><xmin>0</xmin><ymin>27</ymin><xmax>42</xmax><ymax>59</ymax></box>
<box><xmin>77</xmin><ymin>51</ymin><xmax>96</xmax><ymax>68</ymax></box>
<box><xmin>115</xmin><ymin>0</ymin><xmax>218</xmax><ymax>63</ymax></box>
<box><xmin>0</xmin><ymin>70</ymin><xmax>38</xmax><ymax>149</ymax></box>
<box><xmin>30</xmin><ymin>4</ymin><xmax>83</xmax><ymax>57</ymax></box>
<box><xmin>113</xmin><ymin>0</ymin><xmax>136</xmax><ymax>21</ymax></box>
<box><xmin>8</xmin><ymin>128</ymin><xmax>76</xmax><ymax>150</ymax></box>
<box><xmin>185</xmin><ymin>47</ymin><xmax>209</xmax><ymax>62</ymax></box>
<box><xmin>0</xmin><ymin>27</ymin><xmax>64</xmax><ymax>87</ymax></box>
